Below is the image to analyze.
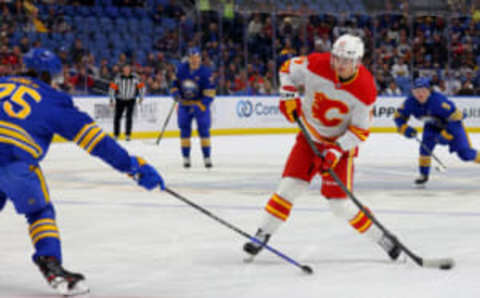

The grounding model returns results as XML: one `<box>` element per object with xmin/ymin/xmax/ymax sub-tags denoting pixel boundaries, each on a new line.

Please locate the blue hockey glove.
<box><xmin>129</xmin><ymin>156</ymin><xmax>165</xmax><ymax>190</ymax></box>
<box><xmin>0</xmin><ymin>196</ymin><xmax>6</xmax><ymax>211</ymax></box>
<box><xmin>437</xmin><ymin>129</ymin><xmax>453</xmax><ymax>145</ymax></box>
<box><xmin>401</xmin><ymin>125</ymin><xmax>417</xmax><ymax>138</ymax></box>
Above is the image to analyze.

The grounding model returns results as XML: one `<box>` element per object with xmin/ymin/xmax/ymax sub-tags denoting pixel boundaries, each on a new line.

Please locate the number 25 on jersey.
<box><xmin>0</xmin><ymin>83</ymin><xmax>42</xmax><ymax>119</ymax></box>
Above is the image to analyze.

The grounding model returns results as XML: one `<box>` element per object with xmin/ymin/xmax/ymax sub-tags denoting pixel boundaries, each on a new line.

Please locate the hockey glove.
<box><xmin>315</xmin><ymin>147</ymin><xmax>343</xmax><ymax>173</ymax></box>
<box><xmin>437</xmin><ymin>129</ymin><xmax>453</xmax><ymax>145</ymax></box>
<box><xmin>129</xmin><ymin>156</ymin><xmax>165</xmax><ymax>190</ymax></box>
<box><xmin>279</xmin><ymin>86</ymin><xmax>301</xmax><ymax>123</ymax></box>
<box><xmin>0</xmin><ymin>196</ymin><xmax>6</xmax><ymax>211</ymax></box>
<box><xmin>172</xmin><ymin>90</ymin><xmax>181</xmax><ymax>102</ymax></box>
<box><xmin>401</xmin><ymin>125</ymin><xmax>417</xmax><ymax>139</ymax></box>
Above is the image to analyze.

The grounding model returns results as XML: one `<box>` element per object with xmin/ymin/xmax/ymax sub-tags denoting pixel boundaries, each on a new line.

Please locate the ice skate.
<box><xmin>204</xmin><ymin>157</ymin><xmax>213</xmax><ymax>168</ymax></box>
<box><xmin>35</xmin><ymin>256</ymin><xmax>89</xmax><ymax>296</ymax></box>
<box><xmin>243</xmin><ymin>228</ymin><xmax>271</xmax><ymax>262</ymax></box>
<box><xmin>414</xmin><ymin>174</ymin><xmax>429</xmax><ymax>188</ymax></box>
<box><xmin>183</xmin><ymin>157</ymin><xmax>191</xmax><ymax>168</ymax></box>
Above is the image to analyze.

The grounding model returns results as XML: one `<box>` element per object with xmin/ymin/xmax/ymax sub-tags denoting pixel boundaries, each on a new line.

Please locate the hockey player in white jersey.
<box><xmin>243</xmin><ymin>34</ymin><xmax>401</xmax><ymax>261</ymax></box>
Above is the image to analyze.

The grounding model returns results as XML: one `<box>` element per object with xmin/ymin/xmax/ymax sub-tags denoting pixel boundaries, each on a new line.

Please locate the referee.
<box><xmin>109</xmin><ymin>64</ymin><xmax>145</xmax><ymax>141</ymax></box>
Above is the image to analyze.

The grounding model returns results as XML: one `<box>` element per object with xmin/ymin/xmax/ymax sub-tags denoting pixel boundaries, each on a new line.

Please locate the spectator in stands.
<box><xmin>147</xmin><ymin>71</ymin><xmax>168</xmax><ymax>94</ymax></box>
<box><xmin>99</xmin><ymin>65</ymin><xmax>112</xmax><ymax>82</ymax></box>
<box><xmin>376</xmin><ymin>63</ymin><xmax>394</xmax><ymax>93</ymax></box>
<box><xmin>458</xmin><ymin>71</ymin><xmax>476</xmax><ymax>95</ymax></box>
<box><xmin>384</xmin><ymin>81</ymin><xmax>403</xmax><ymax>96</ymax></box>
<box><xmin>248</xmin><ymin>14</ymin><xmax>263</xmax><ymax>39</ymax></box>
<box><xmin>314</xmin><ymin>32</ymin><xmax>332</xmax><ymax>53</ymax></box>
<box><xmin>70</xmin><ymin>39</ymin><xmax>85</xmax><ymax>64</ymax></box>
<box><xmin>18</xmin><ymin>36</ymin><xmax>31</xmax><ymax>54</ymax></box>
<box><xmin>433</xmin><ymin>79</ymin><xmax>448</xmax><ymax>93</ymax></box>
<box><xmin>391</xmin><ymin>57</ymin><xmax>410</xmax><ymax>80</ymax></box>
<box><xmin>164</xmin><ymin>0</ymin><xmax>184</xmax><ymax>19</ymax></box>
<box><xmin>57</xmin><ymin>46</ymin><xmax>69</xmax><ymax>64</ymax></box>
<box><xmin>56</xmin><ymin>67</ymin><xmax>75</xmax><ymax>93</ymax></box>
<box><xmin>70</xmin><ymin>66</ymin><xmax>94</xmax><ymax>94</ymax></box>
<box><xmin>444</xmin><ymin>70</ymin><xmax>462</xmax><ymax>95</ymax></box>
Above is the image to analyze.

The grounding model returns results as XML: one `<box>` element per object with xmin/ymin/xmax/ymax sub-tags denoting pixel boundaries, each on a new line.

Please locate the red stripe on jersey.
<box><xmin>282</xmin><ymin>85</ymin><xmax>298</xmax><ymax>92</ymax></box>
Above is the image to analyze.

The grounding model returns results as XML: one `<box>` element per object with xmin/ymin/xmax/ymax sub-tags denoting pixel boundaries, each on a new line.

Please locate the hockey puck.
<box><xmin>302</xmin><ymin>265</ymin><xmax>314</xmax><ymax>274</ymax></box>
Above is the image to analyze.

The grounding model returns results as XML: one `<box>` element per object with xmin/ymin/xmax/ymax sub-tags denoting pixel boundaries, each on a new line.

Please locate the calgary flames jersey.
<box><xmin>279</xmin><ymin>52</ymin><xmax>377</xmax><ymax>151</ymax></box>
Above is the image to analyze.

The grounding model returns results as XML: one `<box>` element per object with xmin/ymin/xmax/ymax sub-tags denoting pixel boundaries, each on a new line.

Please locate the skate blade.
<box><xmin>414</xmin><ymin>183</ymin><xmax>426</xmax><ymax>189</ymax></box>
<box><xmin>243</xmin><ymin>255</ymin><xmax>256</xmax><ymax>263</ymax></box>
<box><xmin>58</xmin><ymin>280</ymin><xmax>90</xmax><ymax>297</ymax></box>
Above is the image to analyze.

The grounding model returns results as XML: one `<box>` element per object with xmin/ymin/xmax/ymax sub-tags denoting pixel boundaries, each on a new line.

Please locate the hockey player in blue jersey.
<box><xmin>394</xmin><ymin>77</ymin><xmax>480</xmax><ymax>186</ymax></box>
<box><xmin>170</xmin><ymin>47</ymin><xmax>216</xmax><ymax>168</ymax></box>
<box><xmin>0</xmin><ymin>48</ymin><xmax>165</xmax><ymax>296</ymax></box>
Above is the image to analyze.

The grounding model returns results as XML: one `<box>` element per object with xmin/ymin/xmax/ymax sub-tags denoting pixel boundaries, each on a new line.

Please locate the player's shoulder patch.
<box><xmin>441</xmin><ymin>102</ymin><xmax>451</xmax><ymax>110</ymax></box>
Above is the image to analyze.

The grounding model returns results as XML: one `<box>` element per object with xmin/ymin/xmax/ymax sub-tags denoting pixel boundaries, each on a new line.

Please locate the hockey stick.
<box><xmin>414</xmin><ymin>136</ymin><xmax>447</xmax><ymax>172</ymax></box>
<box><xmin>155</xmin><ymin>101</ymin><xmax>177</xmax><ymax>145</ymax></box>
<box><xmin>294</xmin><ymin>114</ymin><xmax>454</xmax><ymax>270</ymax></box>
<box><xmin>164</xmin><ymin>187</ymin><xmax>313</xmax><ymax>274</ymax></box>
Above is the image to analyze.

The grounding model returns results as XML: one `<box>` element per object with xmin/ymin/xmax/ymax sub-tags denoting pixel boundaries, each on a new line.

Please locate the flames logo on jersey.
<box><xmin>312</xmin><ymin>92</ymin><xmax>349</xmax><ymax>127</ymax></box>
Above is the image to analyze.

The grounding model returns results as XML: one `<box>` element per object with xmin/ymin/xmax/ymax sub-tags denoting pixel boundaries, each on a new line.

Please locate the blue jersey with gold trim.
<box><xmin>171</xmin><ymin>62</ymin><xmax>215</xmax><ymax>105</ymax></box>
<box><xmin>394</xmin><ymin>91</ymin><xmax>463</xmax><ymax>128</ymax></box>
<box><xmin>0</xmin><ymin>75</ymin><xmax>131</xmax><ymax>172</ymax></box>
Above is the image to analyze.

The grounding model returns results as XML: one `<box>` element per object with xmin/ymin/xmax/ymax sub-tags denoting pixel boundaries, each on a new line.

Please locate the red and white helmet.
<box><xmin>332</xmin><ymin>34</ymin><xmax>364</xmax><ymax>65</ymax></box>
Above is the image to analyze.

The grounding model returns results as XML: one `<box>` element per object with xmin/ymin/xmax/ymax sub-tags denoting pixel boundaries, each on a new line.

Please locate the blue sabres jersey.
<box><xmin>0</xmin><ymin>76</ymin><xmax>131</xmax><ymax>172</ymax></box>
<box><xmin>171</xmin><ymin>62</ymin><xmax>215</xmax><ymax>103</ymax></box>
<box><xmin>394</xmin><ymin>91</ymin><xmax>464</xmax><ymax>129</ymax></box>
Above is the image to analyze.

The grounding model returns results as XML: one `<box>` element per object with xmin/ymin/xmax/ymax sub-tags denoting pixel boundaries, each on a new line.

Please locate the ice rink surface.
<box><xmin>1</xmin><ymin>133</ymin><xmax>480</xmax><ymax>298</ymax></box>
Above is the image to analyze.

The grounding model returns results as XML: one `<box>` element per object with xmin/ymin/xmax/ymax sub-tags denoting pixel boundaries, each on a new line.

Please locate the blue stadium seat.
<box><xmin>98</xmin><ymin>0</ymin><xmax>113</xmax><ymax>6</ymax></box>
<box><xmin>105</xmin><ymin>6</ymin><xmax>119</xmax><ymax>18</ymax></box>
<box><xmin>115</xmin><ymin>17</ymin><xmax>128</xmax><ymax>27</ymax></box>
<box><xmin>36</xmin><ymin>3</ymin><xmax>48</xmax><ymax>17</ymax></box>
<box><xmin>78</xmin><ymin>6</ymin><xmax>91</xmax><ymax>17</ymax></box>
<box><xmin>133</xmin><ymin>7</ymin><xmax>148</xmax><ymax>18</ymax></box>
<box><xmin>86</xmin><ymin>16</ymin><xmax>97</xmax><ymax>27</ymax></box>
<box><xmin>140</xmin><ymin>17</ymin><xmax>153</xmax><ymax>28</ymax></box>
<box><xmin>163</xmin><ymin>18</ymin><xmax>177</xmax><ymax>31</ymax></box>
<box><xmin>92</xmin><ymin>5</ymin><xmax>104</xmax><ymax>17</ymax></box>
<box><xmin>119</xmin><ymin>7</ymin><xmax>133</xmax><ymax>17</ymax></box>
<box><xmin>63</xmin><ymin>5</ymin><xmax>76</xmax><ymax>17</ymax></box>
<box><xmin>153</xmin><ymin>26</ymin><xmax>165</xmax><ymax>39</ymax></box>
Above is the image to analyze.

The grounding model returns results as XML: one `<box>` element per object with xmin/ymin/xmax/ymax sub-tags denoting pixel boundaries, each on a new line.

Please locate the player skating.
<box><xmin>243</xmin><ymin>34</ymin><xmax>402</xmax><ymax>262</ymax></box>
<box><xmin>394</xmin><ymin>77</ymin><xmax>480</xmax><ymax>186</ymax></box>
<box><xmin>0</xmin><ymin>48</ymin><xmax>165</xmax><ymax>296</ymax></box>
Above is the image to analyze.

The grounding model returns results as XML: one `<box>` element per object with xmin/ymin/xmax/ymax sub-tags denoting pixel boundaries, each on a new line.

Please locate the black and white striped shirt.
<box><xmin>109</xmin><ymin>74</ymin><xmax>146</xmax><ymax>101</ymax></box>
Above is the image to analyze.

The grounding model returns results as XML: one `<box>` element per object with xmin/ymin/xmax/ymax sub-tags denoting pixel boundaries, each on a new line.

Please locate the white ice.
<box><xmin>1</xmin><ymin>133</ymin><xmax>480</xmax><ymax>298</ymax></box>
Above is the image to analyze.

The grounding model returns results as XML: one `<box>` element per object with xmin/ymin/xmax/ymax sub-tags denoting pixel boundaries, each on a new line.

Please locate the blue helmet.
<box><xmin>187</xmin><ymin>47</ymin><xmax>201</xmax><ymax>56</ymax></box>
<box><xmin>23</xmin><ymin>48</ymin><xmax>62</xmax><ymax>77</ymax></box>
<box><xmin>413</xmin><ymin>77</ymin><xmax>430</xmax><ymax>89</ymax></box>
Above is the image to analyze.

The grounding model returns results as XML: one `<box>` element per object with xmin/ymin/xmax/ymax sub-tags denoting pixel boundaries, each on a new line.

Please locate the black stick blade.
<box><xmin>302</xmin><ymin>265</ymin><xmax>314</xmax><ymax>274</ymax></box>
<box><xmin>422</xmin><ymin>258</ymin><xmax>455</xmax><ymax>270</ymax></box>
